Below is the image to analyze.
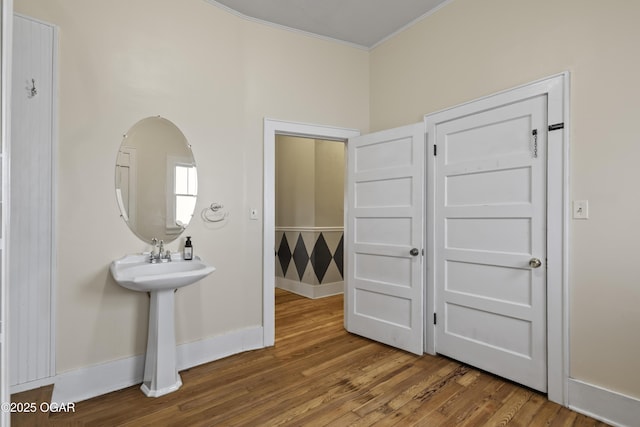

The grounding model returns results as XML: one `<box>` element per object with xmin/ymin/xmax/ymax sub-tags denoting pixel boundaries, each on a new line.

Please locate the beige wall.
<box><xmin>275</xmin><ymin>136</ymin><xmax>315</xmax><ymax>227</ymax></box>
<box><xmin>14</xmin><ymin>0</ymin><xmax>368</xmax><ymax>373</ymax></box>
<box><xmin>370</xmin><ymin>0</ymin><xmax>640</xmax><ymax>399</ymax></box>
<box><xmin>314</xmin><ymin>140</ymin><xmax>345</xmax><ymax>227</ymax></box>
<box><xmin>275</xmin><ymin>136</ymin><xmax>344</xmax><ymax>227</ymax></box>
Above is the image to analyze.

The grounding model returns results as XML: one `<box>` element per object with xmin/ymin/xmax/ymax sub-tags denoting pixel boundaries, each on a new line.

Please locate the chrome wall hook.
<box><xmin>28</xmin><ymin>78</ymin><xmax>37</xmax><ymax>98</ymax></box>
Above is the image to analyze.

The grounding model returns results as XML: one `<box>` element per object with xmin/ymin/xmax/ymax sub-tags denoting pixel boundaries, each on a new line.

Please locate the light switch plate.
<box><xmin>573</xmin><ymin>200</ymin><xmax>589</xmax><ymax>219</ymax></box>
<box><xmin>250</xmin><ymin>208</ymin><xmax>259</xmax><ymax>220</ymax></box>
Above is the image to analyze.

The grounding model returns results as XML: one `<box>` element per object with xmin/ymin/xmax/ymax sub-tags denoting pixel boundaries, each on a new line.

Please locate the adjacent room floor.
<box><xmin>12</xmin><ymin>289</ymin><xmax>608</xmax><ymax>426</ymax></box>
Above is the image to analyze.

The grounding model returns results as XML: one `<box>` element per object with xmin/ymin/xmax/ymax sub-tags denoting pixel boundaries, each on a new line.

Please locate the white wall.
<box><xmin>14</xmin><ymin>0</ymin><xmax>369</xmax><ymax>374</ymax></box>
<box><xmin>369</xmin><ymin>0</ymin><xmax>640</xmax><ymax>400</ymax></box>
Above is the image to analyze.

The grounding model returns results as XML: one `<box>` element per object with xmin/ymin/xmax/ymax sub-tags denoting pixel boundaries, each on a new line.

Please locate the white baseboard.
<box><xmin>10</xmin><ymin>377</ymin><xmax>55</xmax><ymax>395</ymax></box>
<box><xmin>276</xmin><ymin>277</ymin><xmax>343</xmax><ymax>299</ymax></box>
<box><xmin>568</xmin><ymin>378</ymin><xmax>640</xmax><ymax>427</ymax></box>
<box><xmin>51</xmin><ymin>326</ymin><xmax>264</xmax><ymax>404</ymax></box>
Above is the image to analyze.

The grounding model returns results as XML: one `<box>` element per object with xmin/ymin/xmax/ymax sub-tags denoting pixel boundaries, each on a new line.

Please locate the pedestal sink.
<box><xmin>110</xmin><ymin>254</ymin><xmax>215</xmax><ymax>397</ymax></box>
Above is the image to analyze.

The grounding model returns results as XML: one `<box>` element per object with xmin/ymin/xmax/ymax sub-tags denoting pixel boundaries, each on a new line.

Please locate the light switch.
<box><xmin>573</xmin><ymin>200</ymin><xmax>589</xmax><ymax>219</ymax></box>
<box><xmin>250</xmin><ymin>208</ymin><xmax>259</xmax><ymax>220</ymax></box>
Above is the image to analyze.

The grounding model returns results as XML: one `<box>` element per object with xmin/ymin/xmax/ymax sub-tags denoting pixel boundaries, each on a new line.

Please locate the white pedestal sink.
<box><xmin>110</xmin><ymin>253</ymin><xmax>215</xmax><ymax>397</ymax></box>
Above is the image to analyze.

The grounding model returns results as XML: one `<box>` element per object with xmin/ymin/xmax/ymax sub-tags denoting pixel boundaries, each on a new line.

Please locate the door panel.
<box><xmin>434</xmin><ymin>95</ymin><xmax>548</xmax><ymax>392</ymax></box>
<box><xmin>10</xmin><ymin>15</ymin><xmax>56</xmax><ymax>386</ymax></box>
<box><xmin>346</xmin><ymin>123</ymin><xmax>424</xmax><ymax>355</ymax></box>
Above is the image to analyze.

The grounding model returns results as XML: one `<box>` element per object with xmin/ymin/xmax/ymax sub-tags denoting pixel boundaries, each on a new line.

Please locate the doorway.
<box><xmin>263</xmin><ymin>73</ymin><xmax>568</xmax><ymax>404</ymax></box>
<box><xmin>263</xmin><ymin>119</ymin><xmax>360</xmax><ymax>347</ymax></box>
<box><xmin>274</xmin><ymin>135</ymin><xmax>345</xmax><ymax>299</ymax></box>
<box><xmin>425</xmin><ymin>73</ymin><xmax>569</xmax><ymax>403</ymax></box>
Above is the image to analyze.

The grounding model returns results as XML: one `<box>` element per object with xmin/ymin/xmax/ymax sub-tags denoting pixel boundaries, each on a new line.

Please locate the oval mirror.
<box><xmin>115</xmin><ymin>116</ymin><xmax>197</xmax><ymax>244</ymax></box>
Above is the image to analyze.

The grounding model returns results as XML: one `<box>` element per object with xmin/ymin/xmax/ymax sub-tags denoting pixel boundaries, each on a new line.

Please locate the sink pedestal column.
<box><xmin>141</xmin><ymin>289</ymin><xmax>182</xmax><ymax>397</ymax></box>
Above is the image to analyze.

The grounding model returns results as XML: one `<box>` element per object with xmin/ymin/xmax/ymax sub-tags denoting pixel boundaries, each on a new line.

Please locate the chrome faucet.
<box><xmin>150</xmin><ymin>238</ymin><xmax>171</xmax><ymax>263</ymax></box>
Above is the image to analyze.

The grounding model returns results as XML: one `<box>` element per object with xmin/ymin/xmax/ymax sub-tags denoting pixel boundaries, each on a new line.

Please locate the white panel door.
<box><xmin>434</xmin><ymin>95</ymin><xmax>548</xmax><ymax>391</ymax></box>
<box><xmin>10</xmin><ymin>14</ymin><xmax>56</xmax><ymax>386</ymax></box>
<box><xmin>346</xmin><ymin>123</ymin><xmax>424</xmax><ymax>355</ymax></box>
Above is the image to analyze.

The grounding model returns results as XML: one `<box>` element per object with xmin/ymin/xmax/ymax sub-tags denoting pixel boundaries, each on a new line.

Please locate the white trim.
<box><xmin>9</xmin><ymin>377</ymin><xmax>54</xmax><ymax>395</ymax></box>
<box><xmin>50</xmin><ymin>15</ymin><xmax>60</xmax><ymax>384</ymax></box>
<box><xmin>424</xmin><ymin>72</ymin><xmax>570</xmax><ymax>405</ymax></box>
<box><xmin>1</xmin><ymin>3</ymin><xmax>13</xmax><ymax>426</ymax></box>
<box><xmin>50</xmin><ymin>326</ymin><xmax>263</xmax><ymax>404</ymax></box>
<box><xmin>568</xmin><ymin>378</ymin><xmax>640</xmax><ymax>427</ymax></box>
<box><xmin>276</xmin><ymin>277</ymin><xmax>343</xmax><ymax>299</ymax></box>
<box><xmin>276</xmin><ymin>226</ymin><xmax>343</xmax><ymax>233</ymax></box>
<box><xmin>263</xmin><ymin>118</ymin><xmax>359</xmax><ymax>347</ymax></box>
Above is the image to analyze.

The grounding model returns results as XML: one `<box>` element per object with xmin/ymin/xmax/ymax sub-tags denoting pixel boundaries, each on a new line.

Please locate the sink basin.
<box><xmin>110</xmin><ymin>254</ymin><xmax>215</xmax><ymax>292</ymax></box>
<box><xmin>109</xmin><ymin>253</ymin><xmax>215</xmax><ymax>397</ymax></box>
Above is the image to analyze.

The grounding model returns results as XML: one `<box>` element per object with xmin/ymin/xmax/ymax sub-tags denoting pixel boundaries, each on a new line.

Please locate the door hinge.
<box><xmin>548</xmin><ymin>122</ymin><xmax>564</xmax><ymax>131</ymax></box>
<box><xmin>433</xmin><ymin>145</ymin><xmax>437</xmax><ymax>156</ymax></box>
<box><xmin>433</xmin><ymin>313</ymin><xmax>437</xmax><ymax>325</ymax></box>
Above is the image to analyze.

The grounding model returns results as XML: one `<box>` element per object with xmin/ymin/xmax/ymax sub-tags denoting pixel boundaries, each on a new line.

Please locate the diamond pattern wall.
<box><xmin>276</xmin><ymin>230</ymin><xmax>344</xmax><ymax>285</ymax></box>
<box><xmin>292</xmin><ymin>234</ymin><xmax>309</xmax><ymax>280</ymax></box>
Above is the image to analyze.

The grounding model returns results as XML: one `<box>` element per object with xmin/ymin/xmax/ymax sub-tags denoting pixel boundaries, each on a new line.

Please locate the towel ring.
<box><xmin>202</xmin><ymin>202</ymin><xmax>228</xmax><ymax>223</ymax></box>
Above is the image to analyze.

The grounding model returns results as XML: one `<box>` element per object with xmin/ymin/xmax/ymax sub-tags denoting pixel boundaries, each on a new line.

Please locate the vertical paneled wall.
<box><xmin>10</xmin><ymin>14</ymin><xmax>55</xmax><ymax>387</ymax></box>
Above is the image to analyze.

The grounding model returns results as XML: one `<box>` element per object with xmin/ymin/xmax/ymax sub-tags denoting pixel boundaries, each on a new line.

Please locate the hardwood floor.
<box><xmin>12</xmin><ymin>289</ymin><xmax>608</xmax><ymax>426</ymax></box>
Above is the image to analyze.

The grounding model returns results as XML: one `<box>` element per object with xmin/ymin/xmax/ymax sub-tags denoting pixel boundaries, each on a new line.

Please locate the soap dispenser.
<box><xmin>183</xmin><ymin>236</ymin><xmax>193</xmax><ymax>260</ymax></box>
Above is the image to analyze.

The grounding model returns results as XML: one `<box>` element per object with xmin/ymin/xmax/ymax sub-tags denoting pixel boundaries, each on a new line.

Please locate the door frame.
<box><xmin>1</xmin><ymin>0</ymin><xmax>13</xmax><ymax>422</ymax></box>
<box><xmin>424</xmin><ymin>72</ymin><xmax>570</xmax><ymax>405</ymax></box>
<box><xmin>262</xmin><ymin>118</ymin><xmax>360</xmax><ymax>346</ymax></box>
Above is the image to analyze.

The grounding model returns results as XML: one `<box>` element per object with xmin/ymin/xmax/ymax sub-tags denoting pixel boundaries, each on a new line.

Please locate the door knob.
<box><xmin>410</xmin><ymin>248</ymin><xmax>420</xmax><ymax>256</ymax></box>
<box><xmin>529</xmin><ymin>258</ymin><xmax>542</xmax><ymax>268</ymax></box>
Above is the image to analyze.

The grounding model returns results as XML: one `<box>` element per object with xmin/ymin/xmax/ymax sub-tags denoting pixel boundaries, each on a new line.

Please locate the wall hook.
<box><xmin>28</xmin><ymin>78</ymin><xmax>37</xmax><ymax>98</ymax></box>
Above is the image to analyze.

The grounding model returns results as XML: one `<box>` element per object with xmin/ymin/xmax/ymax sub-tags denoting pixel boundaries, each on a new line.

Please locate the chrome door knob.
<box><xmin>529</xmin><ymin>258</ymin><xmax>542</xmax><ymax>268</ymax></box>
<box><xmin>410</xmin><ymin>248</ymin><xmax>420</xmax><ymax>256</ymax></box>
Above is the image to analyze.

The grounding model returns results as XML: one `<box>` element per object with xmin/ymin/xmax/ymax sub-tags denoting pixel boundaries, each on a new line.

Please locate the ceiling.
<box><xmin>208</xmin><ymin>0</ymin><xmax>450</xmax><ymax>49</ymax></box>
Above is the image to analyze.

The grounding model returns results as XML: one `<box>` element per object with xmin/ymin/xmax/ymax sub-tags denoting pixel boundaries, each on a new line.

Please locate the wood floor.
<box><xmin>12</xmin><ymin>289</ymin><xmax>608</xmax><ymax>426</ymax></box>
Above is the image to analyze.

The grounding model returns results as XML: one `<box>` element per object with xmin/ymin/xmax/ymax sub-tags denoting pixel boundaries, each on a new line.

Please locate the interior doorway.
<box><xmin>274</xmin><ymin>135</ymin><xmax>345</xmax><ymax>300</ymax></box>
<box><xmin>263</xmin><ymin>119</ymin><xmax>360</xmax><ymax>347</ymax></box>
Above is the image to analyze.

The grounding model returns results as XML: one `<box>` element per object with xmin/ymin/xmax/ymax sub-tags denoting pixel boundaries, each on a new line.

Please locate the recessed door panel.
<box><xmin>355</xmin><ymin>177</ymin><xmax>412</xmax><ymax>208</ymax></box>
<box><xmin>355</xmin><ymin>289</ymin><xmax>412</xmax><ymax>328</ymax></box>
<box><xmin>446</xmin><ymin>218</ymin><xmax>532</xmax><ymax>254</ymax></box>
<box><xmin>355</xmin><ymin>217</ymin><xmax>412</xmax><ymax>246</ymax></box>
<box><xmin>446</xmin><ymin>167</ymin><xmax>531</xmax><ymax>206</ymax></box>
<box><xmin>355</xmin><ymin>253</ymin><xmax>412</xmax><ymax>288</ymax></box>
<box><xmin>355</xmin><ymin>137</ymin><xmax>413</xmax><ymax>172</ymax></box>
<box><xmin>445</xmin><ymin>115</ymin><xmax>531</xmax><ymax>164</ymax></box>
<box><xmin>446</xmin><ymin>261</ymin><xmax>532</xmax><ymax>306</ymax></box>
<box><xmin>445</xmin><ymin>303</ymin><xmax>532</xmax><ymax>357</ymax></box>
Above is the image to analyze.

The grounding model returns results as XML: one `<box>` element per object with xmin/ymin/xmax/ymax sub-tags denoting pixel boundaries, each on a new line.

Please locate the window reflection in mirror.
<box><xmin>116</xmin><ymin>117</ymin><xmax>197</xmax><ymax>244</ymax></box>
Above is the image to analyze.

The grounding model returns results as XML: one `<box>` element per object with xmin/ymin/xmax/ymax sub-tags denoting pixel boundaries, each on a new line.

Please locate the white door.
<box><xmin>345</xmin><ymin>123</ymin><xmax>424</xmax><ymax>355</ymax></box>
<box><xmin>432</xmin><ymin>95</ymin><xmax>548</xmax><ymax>391</ymax></box>
<box><xmin>10</xmin><ymin>14</ymin><xmax>56</xmax><ymax>387</ymax></box>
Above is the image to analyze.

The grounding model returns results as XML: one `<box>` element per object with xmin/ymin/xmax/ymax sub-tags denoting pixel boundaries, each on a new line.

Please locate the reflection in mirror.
<box><xmin>115</xmin><ymin>116</ymin><xmax>197</xmax><ymax>244</ymax></box>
